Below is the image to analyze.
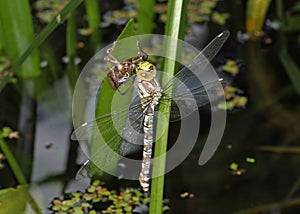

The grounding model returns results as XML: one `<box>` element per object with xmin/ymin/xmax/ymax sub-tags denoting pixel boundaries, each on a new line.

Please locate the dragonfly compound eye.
<box><xmin>149</xmin><ymin>65</ymin><xmax>153</xmax><ymax>71</ymax></box>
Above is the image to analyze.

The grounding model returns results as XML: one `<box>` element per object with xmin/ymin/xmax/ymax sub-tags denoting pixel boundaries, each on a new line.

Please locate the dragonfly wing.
<box><xmin>199</xmin><ymin>30</ymin><xmax>230</xmax><ymax>62</ymax></box>
<box><xmin>163</xmin><ymin>31</ymin><xmax>229</xmax><ymax>92</ymax></box>
<box><xmin>76</xmin><ymin>160</ymin><xmax>93</xmax><ymax>179</ymax></box>
<box><xmin>120</xmin><ymin>97</ymin><xmax>145</xmax><ymax>155</ymax></box>
<box><xmin>71</xmin><ymin>96</ymin><xmax>145</xmax><ymax>175</ymax></box>
<box><xmin>164</xmin><ymin>79</ymin><xmax>226</xmax><ymax>121</ymax></box>
<box><xmin>76</xmin><ymin>159</ymin><xmax>116</xmax><ymax>179</ymax></box>
<box><xmin>71</xmin><ymin>96</ymin><xmax>143</xmax><ymax>143</ymax></box>
<box><xmin>161</xmin><ymin>31</ymin><xmax>229</xmax><ymax>121</ymax></box>
<box><xmin>161</xmin><ymin>68</ymin><xmax>225</xmax><ymax>121</ymax></box>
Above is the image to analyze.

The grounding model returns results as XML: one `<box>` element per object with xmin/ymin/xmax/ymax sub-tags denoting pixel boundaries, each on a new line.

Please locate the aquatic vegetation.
<box><xmin>49</xmin><ymin>180</ymin><xmax>169</xmax><ymax>213</ymax></box>
<box><xmin>0</xmin><ymin>0</ymin><xmax>299</xmax><ymax>213</ymax></box>
<box><xmin>34</xmin><ymin>0</ymin><xmax>69</xmax><ymax>23</ymax></box>
<box><xmin>102</xmin><ymin>0</ymin><xmax>229</xmax><ymax>32</ymax></box>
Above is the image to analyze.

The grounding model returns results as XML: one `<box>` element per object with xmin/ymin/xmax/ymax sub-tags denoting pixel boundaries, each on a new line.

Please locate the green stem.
<box><xmin>26</xmin><ymin>191</ymin><xmax>43</xmax><ymax>214</ymax></box>
<box><xmin>276</xmin><ymin>0</ymin><xmax>283</xmax><ymax>18</ymax></box>
<box><xmin>0</xmin><ymin>0</ymin><xmax>85</xmax><ymax>92</ymax></box>
<box><xmin>66</xmin><ymin>11</ymin><xmax>78</xmax><ymax>91</ymax></box>
<box><xmin>137</xmin><ymin>0</ymin><xmax>155</xmax><ymax>34</ymax></box>
<box><xmin>246</xmin><ymin>0</ymin><xmax>271</xmax><ymax>40</ymax></box>
<box><xmin>150</xmin><ymin>0</ymin><xmax>187</xmax><ymax>213</ymax></box>
<box><xmin>275</xmin><ymin>0</ymin><xmax>300</xmax><ymax>94</ymax></box>
<box><xmin>0</xmin><ymin>136</ymin><xmax>27</xmax><ymax>185</ymax></box>
<box><xmin>84</xmin><ymin>0</ymin><xmax>101</xmax><ymax>52</ymax></box>
<box><xmin>0</xmin><ymin>0</ymin><xmax>40</xmax><ymax>77</ymax></box>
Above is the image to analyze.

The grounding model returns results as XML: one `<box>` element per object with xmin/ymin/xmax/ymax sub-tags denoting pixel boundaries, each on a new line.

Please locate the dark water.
<box><xmin>1</xmin><ymin>1</ymin><xmax>300</xmax><ymax>213</ymax></box>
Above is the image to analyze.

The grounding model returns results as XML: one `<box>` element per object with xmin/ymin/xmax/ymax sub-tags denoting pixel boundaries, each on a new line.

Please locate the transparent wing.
<box><xmin>75</xmin><ymin>160</ymin><xmax>92</xmax><ymax>179</ymax></box>
<box><xmin>160</xmin><ymin>31</ymin><xmax>230</xmax><ymax>121</ymax></box>
<box><xmin>72</xmin><ymin>95</ymin><xmax>143</xmax><ymax>140</ymax></box>
<box><xmin>73</xmin><ymin>31</ymin><xmax>229</xmax><ymax>142</ymax></box>
<box><xmin>162</xmin><ymin>31</ymin><xmax>229</xmax><ymax>91</ymax></box>
<box><xmin>72</xmin><ymin>86</ymin><xmax>164</xmax><ymax>173</ymax></box>
<box><xmin>73</xmin><ymin>31</ymin><xmax>229</xmax><ymax>176</ymax></box>
<box><xmin>160</xmin><ymin>80</ymin><xmax>224</xmax><ymax>121</ymax></box>
<box><xmin>72</xmin><ymin>94</ymin><xmax>157</xmax><ymax>176</ymax></box>
<box><xmin>200</xmin><ymin>30</ymin><xmax>230</xmax><ymax>62</ymax></box>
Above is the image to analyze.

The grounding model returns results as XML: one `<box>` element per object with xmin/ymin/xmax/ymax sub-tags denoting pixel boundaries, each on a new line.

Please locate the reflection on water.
<box><xmin>30</xmin><ymin>76</ymin><xmax>89</xmax><ymax>211</ymax></box>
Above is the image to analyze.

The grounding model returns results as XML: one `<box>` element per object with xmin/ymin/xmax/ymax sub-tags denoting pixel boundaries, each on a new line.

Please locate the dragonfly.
<box><xmin>71</xmin><ymin>31</ymin><xmax>230</xmax><ymax>192</ymax></box>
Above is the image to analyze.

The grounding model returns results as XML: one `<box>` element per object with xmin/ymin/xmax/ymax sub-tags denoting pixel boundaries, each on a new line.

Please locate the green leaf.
<box><xmin>1</xmin><ymin>127</ymin><xmax>12</xmax><ymax>138</ymax></box>
<box><xmin>84</xmin><ymin>0</ymin><xmax>101</xmax><ymax>51</ymax></box>
<box><xmin>66</xmin><ymin>11</ymin><xmax>79</xmax><ymax>90</ymax></box>
<box><xmin>89</xmin><ymin>210</ymin><xmax>97</xmax><ymax>214</ymax></box>
<box><xmin>0</xmin><ymin>136</ymin><xmax>27</xmax><ymax>185</ymax></box>
<box><xmin>289</xmin><ymin>2</ymin><xmax>300</xmax><ymax>12</ymax></box>
<box><xmin>222</xmin><ymin>59</ymin><xmax>239</xmax><ymax>75</ymax></box>
<box><xmin>0</xmin><ymin>0</ymin><xmax>39</xmax><ymax>77</ymax></box>
<box><xmin>0</xmin><ymin>0</ymin><xmax>84</xmax><ymax>91</ymax></box>
<box><xmin>137</xmin><ymin>0</ymin><xmax>155</xmax><ymax>34</ymax></box>
<box><xmin>278</xmin><ymin>49</ymin><xmax>300</xmax><ymax>94</ymax></box>
<box><xmin>92</xmin><ymin>179</ymin><xmax>101</xmax><ymax>186</ymax></box>
<box><xmin>95</xmin><ymin>19</ymin><xmax>136</xmax><ymax>116</ymax></box>
<box><xmin>0</xmin><ymin>185</ymin><xmax>30</xmax><ymax>214</ymax></box>
<box><xmin>276</xmin><ymin>0</ymin><xmax>300</xmax><ymax>95</ymax></box>
<box><xmin>74</xmin><ymin>207</ymin><xmax>84</xmax><ymax>214</ymax></box>
<box><xmin>246</xmin><ymin>0</ymin><xmax>272</xmax><ymax>40</ymax></box>
<box><xmin>284</xmin><ymin>14</ymin><xmax>300</xmax><ymax>31</ymax></box>
<box><xmin>91</xmin><ymin>19</ymin><xmax>137</xmax><ymax>176</ymax></box>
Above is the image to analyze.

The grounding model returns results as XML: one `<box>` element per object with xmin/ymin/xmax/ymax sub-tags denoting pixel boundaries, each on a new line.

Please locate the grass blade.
<box><xmin>276</xmin><ymin>0</ymin><xmax>300</xmax><ymax>94</ymax></box>
<box><xmin>0</xmin><ymin>0</ymin><xmax>39</xmax><ymax>77</ymax></box>
<box><xmin>66</xmin><ymin>11</ymin><xmax>79</xmax><ymax>90</ymax></box>
<box><xmin>137</xmin><ymin>0</ymin><xmax>155</xmax><ymax>34</ymax></box>
<box><xmin>89</xmin><ymin>20</ymin><xmax>138</xmax><ymax>176</ymax></box>
<box><xmin>278</xmin><ymin>49</ymin><xmax>300</xmax><ymax>94</ymax></box>
<box><xmin>84</xmin><ymin>0</ymin><xmax>101</xmax><ymax>51</ymax></box>
<box><xmin>150</xmin><ymin>0</ymin><xmax>188</xmax><ymax>213</ymax></box>
<box><xmin>0</xmin><ymin>0</ymin><xmax>84</xmax><ymax>91</ymax></box>
<box><xmin>0</xmin><ymin>136</ymin><xmax>26</xmax><ymax>185</ymax></box>
<box><xmin>246</xmin><ymin>0</ymin><xmax>272</xmax><ymax>41</ymax></box>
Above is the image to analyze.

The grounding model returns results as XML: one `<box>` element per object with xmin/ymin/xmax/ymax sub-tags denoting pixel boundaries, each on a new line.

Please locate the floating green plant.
<box><xmin>222</xmin><ymin>59</ymin><xmax>239</xmax><ymax>75</ymax></box>
<box><xmin>34</xmin><ymin>0</ymin><xmax>69</xmax><ymax>23</ymax></box>
<box><xmin>219</xmin><ymin>85</ymin><xmax>248</xmax><ymax>110</ymax></box>
<box><xmin>101</xmin><ymin>0</ymin><xmax>229</xmax><ymax>33</ymax></box>
<box><xmin>49</xmin><ymin>180</ymin><xmax>169</xmax><ymax>213</ymax></box>
<box><xmin>0</xmin><ymin>56</ymin><xmax>11</xmax><ymax>79</ymax></box>
<box><xmin>0</xmin><ymin>127</ymin><xmax>25</xmax><ymax>185</ymax></box>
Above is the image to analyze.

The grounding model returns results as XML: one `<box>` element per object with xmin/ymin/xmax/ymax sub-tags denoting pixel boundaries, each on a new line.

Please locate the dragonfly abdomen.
<box><xmin>136</xmin><ymin>61</ymin><xmax>163</xmax><ymax>192</ymax></box>
<box><xmin>139</xmin><ymin>107</ymin><xmax>154</xmax><ymax>192</ymax></box>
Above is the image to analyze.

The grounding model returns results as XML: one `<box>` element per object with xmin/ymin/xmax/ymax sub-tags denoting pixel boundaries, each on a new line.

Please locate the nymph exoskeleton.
<box><xmin>104</xmin><ymin>40</ymin><xmax>147</xmax><ymax>92</ymax></box>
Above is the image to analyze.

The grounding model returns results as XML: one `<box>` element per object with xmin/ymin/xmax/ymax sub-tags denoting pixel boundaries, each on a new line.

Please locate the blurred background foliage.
<box><xmin>0</xmin><ymin>0</ymin><xmax>300</xmax><ymax>213</ymax></box>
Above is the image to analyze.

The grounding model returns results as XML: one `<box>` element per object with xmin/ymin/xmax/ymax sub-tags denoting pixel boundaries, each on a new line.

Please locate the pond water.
<box><xmin>1</xmin><ymin>1</ymin><xmax>300</xmax><ymax>213</ymax></box>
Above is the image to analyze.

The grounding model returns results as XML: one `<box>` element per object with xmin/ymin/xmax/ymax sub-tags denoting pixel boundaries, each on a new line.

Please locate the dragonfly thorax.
<box><xmin>136</xmin><ymin>61</ymin><xmax>157</xmax><ymax>81</ymax></box>
<box><xmin>136</xmin><ymin>61</ymin><xmax>162</xmax><ymax>108</ymax></box>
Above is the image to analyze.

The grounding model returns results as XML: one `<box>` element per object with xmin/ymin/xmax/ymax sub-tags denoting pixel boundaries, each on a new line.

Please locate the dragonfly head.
<box><xmin>136</xmin><ymin>61</ymin><xmax>157</xmax><ymax>81</ymax></box>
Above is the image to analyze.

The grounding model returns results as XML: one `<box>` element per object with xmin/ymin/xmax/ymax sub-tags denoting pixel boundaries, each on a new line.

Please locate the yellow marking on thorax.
<box><xmin>136</xmin><ymin>61</ymin><xmax>157</xmax><ymax>81</ymax></box>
